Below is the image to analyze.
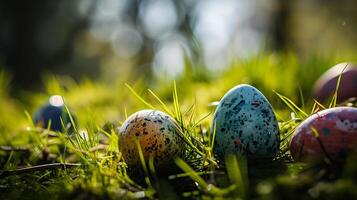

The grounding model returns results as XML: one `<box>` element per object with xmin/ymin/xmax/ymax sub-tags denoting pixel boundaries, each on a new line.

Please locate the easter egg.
<box><xmin>118</xmin><ymin>110</ymin><xmax>184</xmax><ymax>166</ymax></box>
<box><xmin>212</xmin><ymin>84</ymin><xmax>280</xmax><ymax>159</ymax></box>
<box><xmin>34</xmin><ymin>95</ymin><xmax>75</xmax><ymax>132</ymax></box>
<box><xmin>290</xmin><ymin>107</ymin><xmax>357</xmax><ymax>162</ymax></box>
<box><xmin>313</xmin><ymin>62</ymin><xmax>357</xmax><ymax>103</ymax></box>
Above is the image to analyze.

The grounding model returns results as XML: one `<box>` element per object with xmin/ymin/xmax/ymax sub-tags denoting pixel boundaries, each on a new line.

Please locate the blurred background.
<box><xmin>1</xmin><ymin>0</ymin><xmax>357</xmax><ymax>91</ymax></box>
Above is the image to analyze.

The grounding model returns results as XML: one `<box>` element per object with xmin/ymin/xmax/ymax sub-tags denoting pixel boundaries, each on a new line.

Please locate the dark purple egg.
<box><xmin>313</xmin><ymin>62</ymin><xmax>357</xmax><ymax>103</ymax></box>
<box><xmin>290</xmin><ymin>107</ymin><xmax>357</xmax><ymax>162</ymax></box>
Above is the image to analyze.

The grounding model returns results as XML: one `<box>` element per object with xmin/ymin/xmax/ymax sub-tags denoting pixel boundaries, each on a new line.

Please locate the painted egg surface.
<box><xmin>313</xmin><ymin>62</ymin><xmax>357</xmax><ymax>103</ymax></box>
<box><xmin>290</xmin><ymin>107</ymin><xmax>357</xmax><ymax>162</ymax></box>
<box><xmin>212</xmin><ymin>84</ymin><xmax>280</xmax><ymax>159</ymax></box>
<box><xmin>34</xmin><ymin>95</ymin><xmax>74</xmax><ymax>132</ymax></box>
<box><xmin>118</xmin><ymin>110</ymin><xmax>184</xmax><ymax>166</ymax></box>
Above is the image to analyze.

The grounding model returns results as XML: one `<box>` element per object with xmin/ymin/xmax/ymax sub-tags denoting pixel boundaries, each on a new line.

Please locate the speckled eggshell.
<box><xmin>212</xmin><ymin>84</ymin><xmax>280</xmax><ymax>159</ymax></box>
<box><xmin>290</xmin><ymin>107</ymin><xmax>357</xmax><ymax>162</ymax></box>
<box><xmin>313</xmin><ymin>62</ymin><xmax>357</xmax><ymax>103</ymax></box>
<box><xmin>118</xmin><ymin>110</ymin><xmax>184</xmax><ymax>166</ymax></box>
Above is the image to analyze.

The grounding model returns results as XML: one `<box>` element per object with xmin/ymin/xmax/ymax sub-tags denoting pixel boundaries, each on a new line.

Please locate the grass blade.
<box><xmin>148</xmin><ymin>89</ymin><xmax>174</xmax><ymax>116</ymax></box>
<box><xmin>125</xmin><ymin>83</ymin><xmax>155</xmax><ymax>109</ymax></box>
<box><xmin>274</xmin><ymin>91</ymin><xmax>308</xmax><ymax>118</ymax></box>
<box><xmin>329</xmin><ymin>63</ymin><xmax>348</xmax><ymax>108</ymax></box>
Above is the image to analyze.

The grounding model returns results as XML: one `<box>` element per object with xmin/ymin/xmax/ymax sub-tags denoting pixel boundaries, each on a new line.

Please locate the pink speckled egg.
<box><xmin>290</xmin><ymin>107</ymin><xmax>357</xmax><ymax>162</ymax></box>
<box><xmin>313</xmin><ymin>62</ymin><xmax>357</xmax><ymax>103</ymax></box>
<box><xmin>117</xmin><ymin>110</ymin><xmax>184</xmax><ymax>166</ymax></box>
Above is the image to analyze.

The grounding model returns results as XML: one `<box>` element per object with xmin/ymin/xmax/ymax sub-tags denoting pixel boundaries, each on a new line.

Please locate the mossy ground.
<box><xmin>1</xmin><ymin>52</ymin><xmax>357</xmax><ymax>199</ymax></box>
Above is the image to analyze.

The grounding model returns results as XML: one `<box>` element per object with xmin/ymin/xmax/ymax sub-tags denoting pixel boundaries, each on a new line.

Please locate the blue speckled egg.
<box><xmin>34</xmin><ymin>95</ymin><xmax>76</xmax><ymax>132</ymax></box>
<box><xmin>212</xmin><ymin>84</ymin><xmax>280</xmax><ymax>159</ymax></box>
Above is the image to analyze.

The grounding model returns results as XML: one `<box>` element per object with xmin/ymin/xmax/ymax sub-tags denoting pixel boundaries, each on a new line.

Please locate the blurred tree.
<box><xmin>0</xmin><ymin>0</ymin><xmax>202</xmax><ymax>89</ymax></box>
<box><xmin>270</xmin><ymin>0</ymin><xmax>291</xmax><ymax>50</ymax></box>
<box><xmin>0</xmin><ymin>0</ymin><xmax>96</xmax><ymax>90</ymax></box>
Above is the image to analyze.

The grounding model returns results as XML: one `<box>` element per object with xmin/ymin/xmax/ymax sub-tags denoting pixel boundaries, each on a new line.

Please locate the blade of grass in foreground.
<box><xmin>24</xmin><ymin>111</ymin><xmax>45</xmax><ymax>150</ymax></box>
<box><xmin>312</xmin><ymin>100</ymin><xmax>326</xmax><ymax>113</ymax></box>
<box><xmin>175</xmin><ymin>158</ymin><xmax>208</xmax><ymax>189</ymax></box>
<box><xmin>148</xmin><ymin>89</ymin><xmax>174</xmax><ymax>116</ymax></box>
<box><xmin>329</xmin><ymin>63</ymin><xmax>348</xmax><ymax>108</ymax></box>
<box><xmin>135</xmin><ymin>139</ymin><xmax>155</xmax><ymax>199</ymax></box>
<box><xmin>173</xmin><ymin>80</ymin><xmax>184</xmax><ymax>130</ymax></box>
<box><xmin>175</xmin><ymin>158</ymin><xmax>236</xmax><ymax>197</ymax></box>
<box><xmin>125</xmin><ymin>83</ymin><xmax>155</xmax><ymax>110</ymax></box>
<box><xmin>24</xmin><ymin>110</ymin><xmax>36</xmax><ymax>129</ymax></box>
<box><xmin>225</xmin><ymin>155</ymin><xmax>248</xmax><ymax>199</ymax></box>
<box><xmin>298</xmin><ymin>86</ymin><xmax>305</xmax><ymax>109</ymax></box>
<box><xmin>210</xmin><ymin>122</ymin><xmax>216</xmax><ymax>151</ymax></box>
<box><xmin>124</xmin><ymin>107</ymin><xmax>128</xmax><ymax>119</ymax></box>
<box><xmin>274</xmin><ymin>91</ymin><xmax>308</xmax><ymax>118</ymax></box>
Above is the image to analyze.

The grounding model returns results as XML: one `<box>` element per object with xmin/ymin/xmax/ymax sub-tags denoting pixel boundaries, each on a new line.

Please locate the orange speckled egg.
<box><xmin>118</xmin><ymin>110</ymin><xmax>184</xmax><ymax>166</ymax></box>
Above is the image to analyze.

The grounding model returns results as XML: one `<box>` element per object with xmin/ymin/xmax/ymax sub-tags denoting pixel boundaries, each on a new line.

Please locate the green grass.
<box><xmin>1</xmin><ymin>52</ymin><xmax>357</xmax><ymax>199</ymax></box>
